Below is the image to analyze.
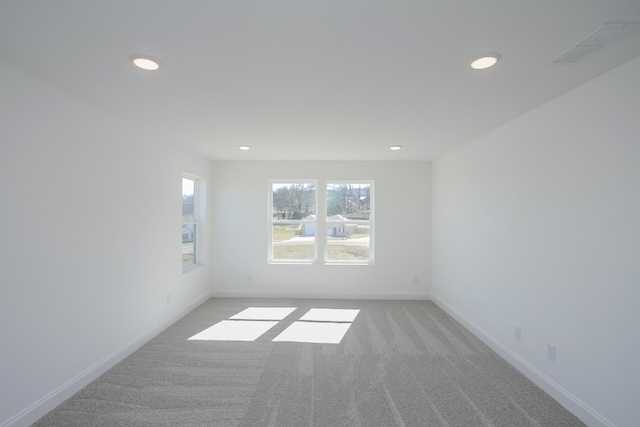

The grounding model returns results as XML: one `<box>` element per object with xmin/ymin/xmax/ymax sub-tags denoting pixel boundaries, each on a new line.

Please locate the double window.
<box><xmin>269</xmin><ymin>180</ymin><xmax>373</xmax><ymax>264</ymax></box>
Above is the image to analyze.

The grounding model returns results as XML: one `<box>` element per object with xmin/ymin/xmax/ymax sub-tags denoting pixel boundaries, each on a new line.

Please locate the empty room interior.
<box><xmin>1</xmin><ymin>2</ymin><xmax>639</xmax><ymax>427</ymax></box>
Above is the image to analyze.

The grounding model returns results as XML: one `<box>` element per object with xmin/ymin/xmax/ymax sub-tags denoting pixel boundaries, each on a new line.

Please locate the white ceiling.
<box><xmin>1</xmin><ymin>1</ymin><xmax>640</xmax><ymax>161</ymax></box>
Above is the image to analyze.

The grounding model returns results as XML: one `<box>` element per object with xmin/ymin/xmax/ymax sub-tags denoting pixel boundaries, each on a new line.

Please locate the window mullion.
<box><xmin>317</xmin><ymin>182</ymin><xmax>327</xmax><ymax>263</ymax></box>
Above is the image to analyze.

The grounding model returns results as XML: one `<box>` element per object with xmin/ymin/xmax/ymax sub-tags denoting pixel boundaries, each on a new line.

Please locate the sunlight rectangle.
<box><xmin>299</xmin><ymin>308</ymin><xmax>360</xmax><ymax>323</ymax></box>
<box><xmin>272</xmin><ymin>321</ymin><xmax>352</xmax><ymax>344</ymax></box>
<box><xmin>229</xmin><ymin>307</ymin><xmax>297</xmax><ymax>321</ymax></box>
<box><xmin>188</xmin><ymin>320</ymin><xmax>278</xmax><ymax>342</ymax></box>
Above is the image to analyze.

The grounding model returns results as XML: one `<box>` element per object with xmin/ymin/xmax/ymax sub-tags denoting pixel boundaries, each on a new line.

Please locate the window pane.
<box><xmin>272</xmin><ymin>183</ymin><xmax>316</xmax><ymax>220</ymax></box>
<box><xmin>327</xmin><ymin>232</ymin><xmax>370</xmax><ymax>261</ymax></box>
<box><xmin>272</xmin><ymin>222</ymin><xmax>315</xmax><ymax>261</ymax></box>
<box><xmin>182</xmin><ymin>178</ymin><xmax>195</xmax><ymax>222</ymax></box>
<box><xmin>326</xmin><ymin>183</ymin><xmax>370</xmax><ymax>220</ymax></box>
<box><xmin>182</xmin><ymin>224</ymin><xmax>196</xmax><ymax>266</ymax></box>
<box><xmin>271</xmin><ymin>182</ymin><xmax>316</xmax><ymax>263</ymax></box>
<box><xmin>326</xmin><ymin>182</ymin><xmax>371</xmax><ymax>262</ymax></box>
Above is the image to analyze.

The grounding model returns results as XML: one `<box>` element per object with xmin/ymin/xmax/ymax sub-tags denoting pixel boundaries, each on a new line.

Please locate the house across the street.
<box><xmin>301</xmin><ymin>214</ymin><xmax>358</xmax><ymax>237</ymax></box>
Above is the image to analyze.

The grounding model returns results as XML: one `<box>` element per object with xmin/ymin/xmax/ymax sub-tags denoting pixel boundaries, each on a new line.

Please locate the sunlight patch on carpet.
<box><xmin>272</xmin><ymin>321</ymin><xmax>352</xmax><ymax>344</ymax></box>
<box><xmin>299</xmin><ymin>308</ymin><xmax>360</xmax><ymax>322</ymax></box>
<box><xmin>229</xmin><ymin>307</ymin><xmax>297</xmax><ymax>320</ymax></box>
<box><xmin>188</xmin><ymin>320</ymin><xmax>278</xmax><ymax>341</ymax></box>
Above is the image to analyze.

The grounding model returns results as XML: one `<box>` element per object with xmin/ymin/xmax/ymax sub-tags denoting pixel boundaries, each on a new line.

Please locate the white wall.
<box><xmin>211</xmin><ymin>161</ymin><xmax>431</xmax><ymax>299</ymax></box>
<box><xmin>432</xmin><ymin>54</ymin><xmax>640</xmax><ymax>427</ymax></box>
<box><xmin>0</xmin><ymin>60</ymin><xmax>212</xmax><ymax>426</ymax></box>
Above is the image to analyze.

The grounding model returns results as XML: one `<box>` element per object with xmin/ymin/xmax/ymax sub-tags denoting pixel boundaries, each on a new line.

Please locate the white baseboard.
<box><xmin>211</xmin><ymin>289</ymin><xmax>431</xmax><ymax>301</ymax></box>
<box><xmin>2</xmin><ymin>291</ymin><xmax>213</xmax><ymax>427</ymax></box>
<box><xmin>430</xmin><ymin>294</ymin><xmax>614</xmax><ymax>427</ymax></box>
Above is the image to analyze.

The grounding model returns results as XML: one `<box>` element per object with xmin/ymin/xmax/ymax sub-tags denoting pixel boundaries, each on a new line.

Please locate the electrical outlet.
<box><xmin>248</xmin><ymin>274</ymin><xmax>253</xmax><ymax>282</ymax></box>
<box><xmin>412</xmin><ymin>276</ymin><xmax>419</xmax><ymax>284</ymax></box>
<box><xmin>514</xmin><ymin>326</ymin><xmax>521</xmax><ymax>341</ymax></box>
<box><xmin>547</xmin><ymin>343</ymin><xmax>556</xmax><ymax>362</ymax></box>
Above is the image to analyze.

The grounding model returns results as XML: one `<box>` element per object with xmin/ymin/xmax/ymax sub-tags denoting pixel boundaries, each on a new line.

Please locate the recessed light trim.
<box><xmin>238</xmin><ymin>145</ymin><xmax>251</xmax><ymax>151</ymax></box>
<box><xmin>470</xmin><ymin>53</ymin><xmax>501</xmax><ymax>70</ymax></box>
<box><xmin>130</xmin><ymin>54</ymin><xmax>161</xmax><ymax>71</ymax></box>
<box><xmin>389</xmin><ymin>145</ymin><xmax>402</xmax><ymax>151</ymax></box>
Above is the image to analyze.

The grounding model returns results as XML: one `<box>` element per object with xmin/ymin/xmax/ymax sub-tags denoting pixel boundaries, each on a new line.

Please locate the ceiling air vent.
<box><xmin>551</xmin><ymin>22</ymin><xmax>640</xmax><ymax>64</ymax></box>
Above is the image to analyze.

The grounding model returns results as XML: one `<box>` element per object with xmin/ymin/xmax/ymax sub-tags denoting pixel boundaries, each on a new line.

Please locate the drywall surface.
<box><xmin>210</xmin><ymin>161</ymin><xmax>431</xmax><ymax>299</ymax></box>
<box><xmin>432</xmin><ymin>54</ymin><xmax>640</xmax><ymax>427</ymax></box>
<box><xmin>0</xmin><ymin>60</ymin><xmax>212</xmax><ymax>426</ymax></box>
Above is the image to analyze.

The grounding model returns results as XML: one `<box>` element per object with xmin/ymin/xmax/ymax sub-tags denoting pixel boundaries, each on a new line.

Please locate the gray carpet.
<box><xmin>34</xmin><ymin>299</ymin><xmax>585</xmax><ymax>426</ymax></box>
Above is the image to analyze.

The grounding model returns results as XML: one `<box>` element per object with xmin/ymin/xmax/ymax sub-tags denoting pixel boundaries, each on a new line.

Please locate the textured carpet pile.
<box><xmin>35</xmin><ymin>299</ymin><xmax>585</xmax><ymax>426</ymax></box>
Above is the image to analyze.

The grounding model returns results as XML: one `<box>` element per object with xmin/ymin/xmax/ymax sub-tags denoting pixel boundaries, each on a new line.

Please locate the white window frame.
<box><xmin>182</xmin><ymin>173</ymin><xmax>205</xmax><ymax>272</ymax></box>
<box><xmin>268</xmin><ymin>180</ymin><xmax>318</xmax><ymax>264</ymax></box>
<box><xmin>268</xmin><ymin>179</ymin><xmax>374</xmax><ymax>265</ymax></box>
<box><xmin>325</xmin><ymin>181</ymin><xmax>374</xmax><ymax>265</ymax></box>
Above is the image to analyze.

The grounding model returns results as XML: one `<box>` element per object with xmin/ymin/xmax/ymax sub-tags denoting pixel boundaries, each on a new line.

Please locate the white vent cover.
<box><xmin>551</xmin><ymin>22</ymin><xmax>640</xmax><ymax>64</ymax></box>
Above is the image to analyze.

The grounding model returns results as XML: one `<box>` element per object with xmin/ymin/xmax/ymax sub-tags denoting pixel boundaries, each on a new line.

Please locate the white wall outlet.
<box><xmin>514</xmin><ymin>326</ymin><xmax>521</xmax><ymax>341</ymax></box>
<box><xmin>412</xmin><ymin>276</ymin><xmax>419</xmax><ymax>284</ymax></box>
<box><xmin>248</xmin><ymin>274</ymin><xmax>253</xmax><ymax>282</ymax></box>
<box><xmin>547</xmin><ymin>343</ymin><xmax>556</xmax><ymax>362</ymax></box>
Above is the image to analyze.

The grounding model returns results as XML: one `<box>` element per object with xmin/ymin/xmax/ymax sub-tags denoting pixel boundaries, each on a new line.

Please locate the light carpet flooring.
<box><xmin>34</xmin><ymin>298</ymin><xmax>586</xmax><ymax>426</ymax></box>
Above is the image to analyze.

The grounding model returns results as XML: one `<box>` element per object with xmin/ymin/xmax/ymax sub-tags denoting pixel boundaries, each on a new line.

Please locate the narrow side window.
<box><xmin>182</xmin><ymin>176</ymin><xmax>197</xmax><ymax>269</ymax></box>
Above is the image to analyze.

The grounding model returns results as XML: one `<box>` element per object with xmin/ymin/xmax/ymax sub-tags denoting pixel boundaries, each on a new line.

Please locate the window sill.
<box><xmin>267</xmin><ymin>260</ymin><xmax>373</xmax><ymax>266</ymax></box>
<box><xmin>325</xmin><ymin>261</ymin><xmax>373</xmax><ymax>266</ymax></box>
<box><xmin>268</xmin><ymin>261</ymin><xmax>316</xmax><ymax>265</ymax></box>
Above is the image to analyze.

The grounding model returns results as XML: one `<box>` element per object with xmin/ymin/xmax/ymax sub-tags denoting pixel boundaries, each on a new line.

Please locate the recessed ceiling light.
<box><xmin>470</xmin><ymin>53</ymin><xmax>501</xmax><ymax>70</ymax></box>
<box><xmin>130</xmin><ymin>54</ymin><xmax>161</xmax><ymax>71</ymax></box>
<box><xmin>238</xmin><ymin>145</ymin><xmax>251</xmax><ymax>151</ymax></box>
<box><xmin>389</xmin><ymin>145</ymin><xmax>402</xmax><ymax>151</ymax></box>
